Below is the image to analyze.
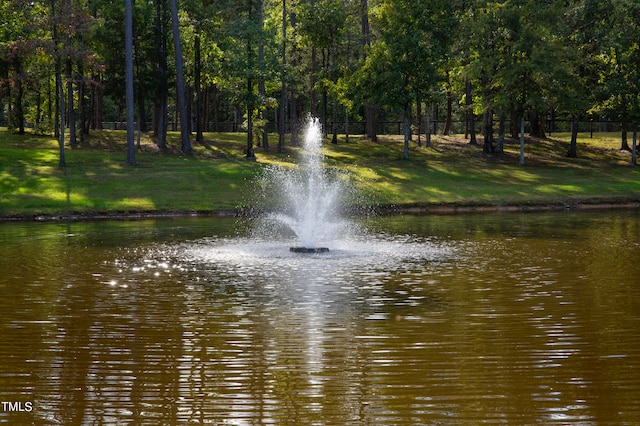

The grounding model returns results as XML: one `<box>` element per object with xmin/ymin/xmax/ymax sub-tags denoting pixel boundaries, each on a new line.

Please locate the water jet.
<box><xmin>258</xmin><ymin>116</ymin><xmax>351</xmax><ymax>252</ymax></box>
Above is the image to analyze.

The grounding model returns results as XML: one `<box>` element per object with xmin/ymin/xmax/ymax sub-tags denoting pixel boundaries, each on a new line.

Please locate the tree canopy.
<box><xmin>1</xmin><ymin>0</ymin><xmax>639</xmax><ymax>159</ymax></box>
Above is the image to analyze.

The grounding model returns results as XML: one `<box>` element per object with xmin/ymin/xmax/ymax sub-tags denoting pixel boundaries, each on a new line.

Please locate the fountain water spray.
<box><xmin>258</xmin><ymin>116</ymin><xmax>351</xmax><ymax>253</ymax></box>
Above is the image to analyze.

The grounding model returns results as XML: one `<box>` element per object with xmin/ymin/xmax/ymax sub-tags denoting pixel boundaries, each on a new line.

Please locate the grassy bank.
<box><xmin>1</xmin><ymin>128</ymin><xmax>639</xmax><ymax>219</ymax></box>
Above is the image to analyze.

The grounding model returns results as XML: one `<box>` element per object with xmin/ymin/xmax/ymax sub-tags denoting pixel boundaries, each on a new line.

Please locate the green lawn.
<box><xmin>1</xmin><ymin>128</ymin><xmax>639</xmax><ymax>218</ymax></box>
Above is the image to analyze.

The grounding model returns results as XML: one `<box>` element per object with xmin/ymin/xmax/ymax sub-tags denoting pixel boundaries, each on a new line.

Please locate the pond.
<box><xmin>0</xmin><ymin>210</ymin><xmax>639</xmax><ymax>425</ymax></box>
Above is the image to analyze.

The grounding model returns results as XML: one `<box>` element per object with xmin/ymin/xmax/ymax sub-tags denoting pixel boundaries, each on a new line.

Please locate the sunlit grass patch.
<box><xmin>1</xmin><ymin>128</ymin><xmax>640</xmax><ymax>217</ymax></box>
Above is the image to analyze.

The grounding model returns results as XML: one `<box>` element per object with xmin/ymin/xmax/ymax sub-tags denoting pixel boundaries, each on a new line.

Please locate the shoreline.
<box><xmin>2</xmin><ymin>198</ymin><xmax>639</xmax><ymax>223</ymax></box>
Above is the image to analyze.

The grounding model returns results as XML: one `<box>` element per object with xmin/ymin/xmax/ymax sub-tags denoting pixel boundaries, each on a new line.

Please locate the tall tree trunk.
<box><xmin>93</xmin><ymin>74</ymin><xmax>104</xmax><ymax>130</ymax></box>
<box><xmin>244</xmin><ymin>0</ymin><xmax>259</xmax><ymax>159</ymax></box>
<box><xmin>361</xmin><ymin>0</ymin><xmax>376</xmax><ymax>141</ymax></box>
<box><xmin>278</xmin><ymin>0</ymin><xmax>287</xmax><ymax>152</ymax></box>
<box><xmin>51</xmin><ymin>0</ymin><xmax>60</xmax><ymax>140</ymax></box>
<box><xmin>10</xmin><ymin>56</ymin><xmax>25</xmax><ymax>134</ymax></box>
<box><xmin>54</xmin><ymin>68</ymin><xmax>60</xmax><ymax>137</ymax></box>
<box><xmin>77</xmin><ymin>61</ymin><xmax>89</xmax><ymax>145</ymax></box>
<box><xmin>132</xmin><ymin>38</ymin><xmax>147</xmax><ymax>134</ymax></box>
<box><xmin>125</xmin><ymin>0</ymin><xmax>136</xmax><ymax>165</ymax></box>
<box><xmin>66</xmin><ymin>56</ymin><xmax>77</xmax><ymax>146</ymax></box>
<box><xmin>330</xmin><ymin>42</ymin><xmax>338</xmax><ymax>144</ymax></box>
<box><xmin>154</xmin><ymin>0</ymin><xmax>168</xmax><ymax>149</ymax></box>
<box><xmin>246</xmin><ymin>79</ymin><xmax>255</xmax><ymax>159</ymax></box>
<box><xmin>257</xmin><ymin>0</ymin><xmax>268</xmax><ymax>150</ymax></box>
<box><xmin>194</xmin><ymin>33</ymin><xmax>204</xmax><ymax>142</ymax></box>
<box><xmin>170</xmin><ymin>0</ymin><xmax>192</xmax><ymax>153</ymax></box>
<box><xmin>186</xmin><ymin>85</ymin><xmax>192</xmax><ymax>135</ymax></box>
<box><xmin>57</xmin><ymin>67</ymin><xmax>66</xmax><ymax>167</ymax></box>
<box><xmin>289</xmin><ymin>4</ymin><xmax>299</xmax><ymax>146</ymax></box>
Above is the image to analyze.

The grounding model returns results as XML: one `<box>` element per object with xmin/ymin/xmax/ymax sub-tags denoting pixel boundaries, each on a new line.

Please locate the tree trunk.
<box><xmin>66</xmin><ymin>57</ymin><xmax>77</xmax><ymax>146</ymax></box>
<box><xmin>529</xmin><ymin>110</ymin><xmax>546</xmax><ymax>138</ymax></box>
<box><xmin>361</xmin><ymin>0</ymin><xmax>376</xmax><ymax>142</ymax></box>
<box><xmin>54</xmin><ymin>68</ymin><xmax>60</xmax><ymax>137</ymax></box>
<box><xmin>186</xmin><ymin>85</ymin><xmax>192</xmax><ymax>135</ymax></box>
<box><xmin>94</xmin><ymin>74</ymin><xmax>104</xmax><ymax>130</ymax></box>
<box><xmin>416</xmin><ymin>100</ymin><xmax>422</xmax><ymax>147</ymax></box>
<box><xmin>125</xmin><ymin>0</ymin><xmax>136</xmax><ymax>165</ymax></box>
<box><xmin>443</xmin><ymin>89</ymin><xmax>452</xmax><ymax>135</ymax></box>
<box><xmin>202</xmin><ymin>86</ymin><xmax>209</xmax><ymax>132</ymax></box>
<box><xmin>621</xmin><ymin>121</ymin><xmax>631</xmax><ymax>151</ymax></box>
<box><xmin>245</xmin><ymin>0</ymin><xmax>257</xmax><ymax>159</ymax></box>
<box><xmin>632</xmin><ymin>127</ymin><xmax>637</xmax><ymax>166</ymax></box>
<box><xmin>194</xmin><ymin>33</ymin><xmax>204</xmax><ymax>142</ymax></box>
<box><xmin>519</xmin><ymin>116</ymin><xmax>525</xmax><ymax>166</ymax></box>
<box><xmin>426</xmin><ymin>103</ymin><xmax>432</xmax><ymax>148</ymax></box>
<box><xmin>566</xmin><ymin>116</ymin><xmax>578</xmax><ymax>158</ymax></box>
<box><xmin>483</xmin><ymin>109</ymin><xmax>494</xmax><ymax>153</ymax></box>
<box><xmin>403</xmin><ymin>105</ymin><xmax>410</xmax><ymax>160</ymax></box>
<box><xmin>154</xmin><ymin>0</ymin><xmax>168</xmax><ymax>149</ymax></box>
<box><xmin>496</xmin><ymin>113</ymin><xmax>505</xmax><ymax>153</ymax></box>
<box><xmin>50</xmin><ymin>0</ymin><xmax>60</xmax><ymax>140</ymax></box>
<box><xmin>344</xmin><ymin>111</ymin><xmax>349</xmax><ymax>143</ymax></box>
<box><xmin>77</xmin><ymin>61</ymin><xmax>89</xmax><ymax>145</ymax></box>
<box><xmin>257</xmin><ymin>0</ymin><xmax>268</xmax><ymax>150</ymax></box>
<box><xmin>466</xmin><ymin>79</ymin><xmax>477</xmax><ymax>145</ymax></box>
<box><xmin>57</xmin><ymin>68</ymin><xmax>66</xmax><ymax>167</ymax></box>
<box><xmin>246</xmin><ymin>79</ymin><xmax>255</xmax><ymax>159</ymax></box>
<box><xmin>170</xmin><ymin>0</ymin><xmax>192</xmax><ymax>153</ymax></box>
<box><xmin>10</xmin><ymin>56</ymin><xmax>25</xmax><ymax>134</ymax></box>
<box><xmin>509</xmin><ymin>104</ymin><xmax>518</xmax><ymax>139</ymax></box>
<box><xmin>289</xmin><ymin>5</ymin><xmax>299</xmax><ymax>146</ymax></box>
<box><xmin>278</xmin><ymin>0</ymin><xmax>287</xmax><ymax>152</ymax></box>
<box><xmin>331</xmin><ymin>43</ymin><xmax>338</xmax><ymax>144</ymax></box>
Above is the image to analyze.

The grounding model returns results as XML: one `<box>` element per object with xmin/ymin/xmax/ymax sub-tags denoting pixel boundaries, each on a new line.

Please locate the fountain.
<box><xmin>258</xmin><ymin>116</ymin><xmax>351</xmax><ymax>253</ymax></box>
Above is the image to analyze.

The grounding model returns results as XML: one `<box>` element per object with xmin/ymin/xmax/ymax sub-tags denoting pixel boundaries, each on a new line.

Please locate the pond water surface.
<box><xmin>0</xmin><ymin>211</ymin><xmax>639</xmax><ymax>425</ymax></box>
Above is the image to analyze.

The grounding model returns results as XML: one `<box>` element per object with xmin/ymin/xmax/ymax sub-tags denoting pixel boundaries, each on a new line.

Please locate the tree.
<box><xmin>589</xmin><ymin>0</ymin><xmax>640</xmax><ymax>151</ymax></box>
<box><xmin>153</xmin><ymin>0</ymin><xmax>169</xmax><ymax>149</ymax></box>
<box><xmin>125</xmin><ymin>0</ymin><xmax>136</xmax><ymax>165</ymax></box>
<box><xmin>49</xmin><ymin>0</ymin><xmax>66</xmax><ymax>166</ymax></box>
<box><xmin>554</xmin><ymin>0</ymin><xmax>603</xmax><ymax>158</ymax></box>
<box><xmin>297</xmin><ymin>0</ymin><xmax>347</xmax><ymax>143</ymax></box>
<box><xmin>1</xmin><ymin>0</ymin><xmax>49</xmax><ymax>135</ymax></box>
<box><xmin>278</xmin><ymin>0</ymin><xmax>287</xmax><ymax>152</ymax></box>
<box><xmin>170</xmin><ymin>0</ymin><xmax>192</xmax><ymax>153</ymax></box>
<box><xmin>357</xmin><ymin>0</ymin><xmax>454</xmax><ymax>158</ymax></box>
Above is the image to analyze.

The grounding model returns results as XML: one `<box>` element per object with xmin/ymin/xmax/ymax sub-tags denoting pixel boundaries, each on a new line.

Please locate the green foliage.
<box><xmin>1</xmin><ymin>0</ymin><xmax>640</xmax><ymax>164</ymax></box>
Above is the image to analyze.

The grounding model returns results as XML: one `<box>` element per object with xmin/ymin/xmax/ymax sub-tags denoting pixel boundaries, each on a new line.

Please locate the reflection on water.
<box><xmin>0</xmin><ymin>211</ymin><xmax>639</xmax><ymax>424</ymax></box>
